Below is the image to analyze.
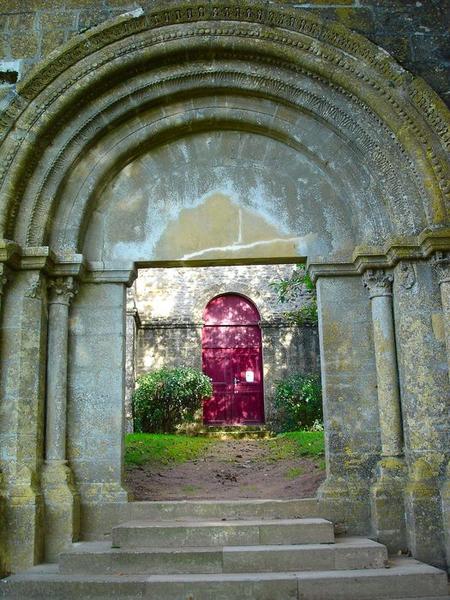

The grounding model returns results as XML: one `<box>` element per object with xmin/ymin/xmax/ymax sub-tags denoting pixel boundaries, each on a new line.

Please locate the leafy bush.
<box><xmin>133</xmin><ymin>367</ymin><xmax>213</xmax><ymax>433</ymax></box>
<box><xmin>270</xmin><ymin>264</ymin><xmax>318</xmax><ymax>325</ymax></box>
<box><xmin>270</xmin><ymin>373</ymin><xmax>322</xmax><ymax>433</ymax></box>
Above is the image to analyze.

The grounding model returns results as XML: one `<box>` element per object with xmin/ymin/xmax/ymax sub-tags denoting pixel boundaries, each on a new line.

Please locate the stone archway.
<box><xmin>0</xmin><ymin>1</ymin><xmax>448</xmax><ymax>575</ymax></box>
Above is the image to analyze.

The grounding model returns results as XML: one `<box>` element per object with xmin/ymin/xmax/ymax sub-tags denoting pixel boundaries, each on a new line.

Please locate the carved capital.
<box><xmin>363</xmin><ymin>269</ymin><xmax>393</xmax><ymax>298</ymax></box>
<box><xmin>0</xmin><ymin>264</ymin><xmax>14</xmax><ymax>296</ymax></box>
<box><xmin>432</xmin><ymin>252</ymin><xmax>450</xmax><ymax>284</ymax></box>
<box><xmin>397</xmin><ymin>262</ymin><xmax>416</xmax><ymax>290</ymax></box>
<box><xmin>25</xmin><ymin>271</ymin><xmax>45</xmax><ymax>299</ymax></box>
<box><xmin>47</xmin><ymin>276</ymin><xmax>78</xmax><ymax>306</ymax></box>
<box><xmin>0</xmin><ymin>270</ymin><xmax>9</xmax><ymax>296</ymax></box>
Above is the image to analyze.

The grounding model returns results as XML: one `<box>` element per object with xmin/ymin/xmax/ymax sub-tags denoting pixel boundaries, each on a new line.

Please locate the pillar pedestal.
<box><xmin>370</xmin><ymin>457</ymin><xmax>407</xmax><ymax>551</ymax></box>
<box><xmin>4</xmin><ymin>466</ymin><xmax>44</xmax><ymax>573</ymax></box>
<box><xmin>404</xmin><ymin>456</ymin><xmax>446</xmax><ymax>568</ymax></box>
<box><xmin>440</xmin><ymin>462</ymin><xmax>450</xmax><ymax>570</ymax></box>
<box><xmin>41</xmin><ymin>461</ymin><xmax>80</xmax><ymax>562</ymax></box>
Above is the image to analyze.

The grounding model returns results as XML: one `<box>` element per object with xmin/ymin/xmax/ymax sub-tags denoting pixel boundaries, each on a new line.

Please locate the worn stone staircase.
<box><xmin>1</xmin><ymin>500</ymin><xmax>448</xmax><ymax>599</ymax></box>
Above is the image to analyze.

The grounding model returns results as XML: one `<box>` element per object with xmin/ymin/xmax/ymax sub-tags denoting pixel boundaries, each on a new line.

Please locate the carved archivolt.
<box><xmin>0</xmin><ymin>1</ymin><xmax>448</xmax><ymax>253</ymax></box>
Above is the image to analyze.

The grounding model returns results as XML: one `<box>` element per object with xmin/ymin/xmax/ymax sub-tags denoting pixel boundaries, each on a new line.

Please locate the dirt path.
<box><xmin>125</xmin><ymin>439</ymin><xmax>325</xmax><ymax>501</ymax></box>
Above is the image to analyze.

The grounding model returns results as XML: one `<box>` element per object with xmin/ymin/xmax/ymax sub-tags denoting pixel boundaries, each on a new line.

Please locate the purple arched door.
<box><xmin>202</xmin><ymin>294</ymin><xmax>264</xmax><ymax>425</ymax></box>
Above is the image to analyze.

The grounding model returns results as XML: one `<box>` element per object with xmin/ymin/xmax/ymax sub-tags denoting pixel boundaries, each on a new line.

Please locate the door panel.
<box><xmin>202</xmin><ymin>295</ymin><xmax>264</xmax><ymax>425</ymax></box>
<box><xmin>202</xmin><ymin>349</ymin><xmax>233</xmax><ymax>423</ymax></box>
<box><xmin>203</xmin><ymin>325</ymin><xmax>261</xmax><ymax>349</ymax></box>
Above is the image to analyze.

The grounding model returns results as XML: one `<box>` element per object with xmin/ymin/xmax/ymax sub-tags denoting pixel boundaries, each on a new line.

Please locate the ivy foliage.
<box><xmin>133</xmin><ymin>367</ymin><xmax>213</xmax><ymax>433</ymax></box>
<box><xmin>271</xmin><ymin>373</ymin><xmax>322</xmax><ymax>433</ymax></box>
<box><xmin>270</xmin><ymin>264</ymin><xmax>318</xmax><ymax>325</ymax></box>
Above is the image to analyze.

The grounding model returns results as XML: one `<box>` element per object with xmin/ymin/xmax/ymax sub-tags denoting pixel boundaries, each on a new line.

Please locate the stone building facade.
<box><xmin>0</xmin><ymin>0</ymin><xmax>448</xmax><ymax>588</ymax></box>
<box><xmin>126</xmin><ymin>264</ymin><xmax>319</xmax><ymax>430</ymax></box>
<box><xmin>0</xmin><ymin>0</ymin><xmax>448</xmax><ymax>106</ymax></box>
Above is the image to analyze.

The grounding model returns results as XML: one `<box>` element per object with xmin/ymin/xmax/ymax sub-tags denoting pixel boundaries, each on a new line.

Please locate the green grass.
<box><xmin>181</xmin><ymin>484</ymin><xmax>201</xmax><ymax>494</ymax></box>
<box><xmin>124</xmin><ymin>431</ymin><xmax>325</xmax><ymax>471</ymax></box>
<box><xmin>285</xmin><ymin>466</ymin><xmax>305</xmax><ymax>479</ymax></box>
<box><xmin>265</xmin><ymin>431</ymin><xmax>325</xmax><ymax>462</ymax></box>
<box><xmin>125</xmin><ymin>433</ymin><xmax>213</xmax><ymax>467</ymax></box>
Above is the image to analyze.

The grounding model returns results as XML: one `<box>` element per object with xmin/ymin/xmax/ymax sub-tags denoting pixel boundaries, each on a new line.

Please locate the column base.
<box><xmin>3</xmin><ymin>466</ymin><xmax>44</xmax><ymax>573</ymax></box>
<box><xmin>78</xmin><ymin>482</ymin><xmax>129</xmax><ymax>504</ymax></box>
<box><xmin>370</xmin><ymin>456</ymin><xmax>407</xmax><ymax>552</ymax></box>
<box><xmin>441</xmin><ymin>462</ymin><xmax>450</xmax><ymax>572</ymax></box>
<box><xmin>0</xmin><ymin>471</ymin><xmax>7</xmax><ymax>577</ymax></box>
<box><xmin>41</xmin><ymin>461</ymin><xmax>80</xmax><ymax>562</ymax></box>
<box><xmin>318</xmin><ymin>474</ymin><xmax>371</xmax><ymax>535</ymax></box>
<box><xmin>405</xmin><ymin>457</ymin><xmax>447</xmax><ymax>569</ymax></box>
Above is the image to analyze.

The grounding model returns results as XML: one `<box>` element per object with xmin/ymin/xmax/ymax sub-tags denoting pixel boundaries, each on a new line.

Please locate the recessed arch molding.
<box><xmin>0</xmin><ymin>0</ymin><xmax>449</xmax><ymax>579</ymax></box>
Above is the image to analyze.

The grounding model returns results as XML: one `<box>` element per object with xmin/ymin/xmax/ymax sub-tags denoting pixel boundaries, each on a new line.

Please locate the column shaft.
<box><xmin>42</xmin><ymin>276</ymin><xmax>79</xmax><ymax>561</ymax></box>
<box><xmin>370</xmin><ymin>293</ymin><xmax>403</xmax><ymax>456</ymax></box>
<box><xmin>363</xmin><ymin>269</ymin><xmax>403</xmax><ymax>457</ymax></box>
<box><xmin>0</xmin><ymin>264</ymin><xmax>9</xmax><ymax>316</ymax></box>
<box><xmin>46</xmin><ymin>299</ymin><xmax>70</xmax><ymax>461</ymax></box>
<box><xmin>363</xmin><ymin>268</ymin><xmax>406</xmax><ymax>552</ymax></box>
<box><xmin>433</xmin><ymin>252</ymin><xmax>450</xmax><ymax>374</ymax></box>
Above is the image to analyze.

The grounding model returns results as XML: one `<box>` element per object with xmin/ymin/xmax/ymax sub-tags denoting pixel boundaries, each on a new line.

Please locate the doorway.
<box><xmin>202</xmin><ymin>294</ymin><xmax>264</xmax><ymax>425</ymax></box>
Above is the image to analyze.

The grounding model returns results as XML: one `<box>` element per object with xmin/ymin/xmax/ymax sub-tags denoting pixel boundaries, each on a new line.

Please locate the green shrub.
<box><xmin>270</xmin><ymin>264</ymin><xmax>318</xmax><ymax>325</ymax></box>
<box><xmin>271</xmin><ymin>373</ymin><xmax>322</xmax><ymax>433</ymax></box>
<box><xmin>133</xmin><ymin>367</ymin><xmax>213</xmax><ymax>433</ymax></box>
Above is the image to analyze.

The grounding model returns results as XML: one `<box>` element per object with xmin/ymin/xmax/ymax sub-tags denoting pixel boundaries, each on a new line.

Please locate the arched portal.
<box><xmin>0</xmin><ymin>0</ymin><xmax>448</xmax><ymax>576</ymax></box>
<box><xmin>202</xmin><ymin>294</ymin><xmax>264</xmax><ymax>425</ymax></box>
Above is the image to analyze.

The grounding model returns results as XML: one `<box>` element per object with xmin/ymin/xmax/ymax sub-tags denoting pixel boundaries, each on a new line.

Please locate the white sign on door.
<box><xmin>245</xmin><ymin>370</ymin><xmax>254</xmax><ymax>383</ymax></box>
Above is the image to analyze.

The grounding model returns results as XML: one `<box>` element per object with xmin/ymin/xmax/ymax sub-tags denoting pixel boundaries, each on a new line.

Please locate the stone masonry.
<box><xmin>126</xmin><ymin>264</ymin><xmax>320</xmax><ymax>429</ymax></box>
<box><xmin>0</xmin><ymin>0</ymin><xmax>448</xmax><ymax>588</ymax></box>
<box><xmin>0</xmin><ymin>1</ymin><xmax>448</xmax><ymax>106</ymax></box>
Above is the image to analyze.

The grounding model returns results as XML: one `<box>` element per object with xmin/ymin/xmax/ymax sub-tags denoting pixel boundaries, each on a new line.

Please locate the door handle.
<box><xmin>234</xmin><ymin>376</ymin><xmax>240</xmax><ymax>385</ymax></box>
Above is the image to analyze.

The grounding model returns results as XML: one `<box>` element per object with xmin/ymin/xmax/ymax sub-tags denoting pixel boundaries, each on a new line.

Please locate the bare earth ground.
<box><xmin>125</xmin><ymin>439</ymin><xmax>326</xmax><ymax>501</ymax></box>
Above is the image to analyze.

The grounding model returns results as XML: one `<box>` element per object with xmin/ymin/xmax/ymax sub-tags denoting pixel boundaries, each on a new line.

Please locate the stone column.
<box><xmin>0</xmin><ymin>265</ymin><xmax>8</xmax><ymax>314</ymax></box>
<box><xmin>394</xmin><ymin>260</ymin><xmax>448</xmax><ymax>568</ymax></box>
<box><xmin>0</xmin><ymin>266</ymin><xmax>8</xmax><ymax>576</ymax></box>
<box><xmin>363</xmin><ymin>269</ymin><xmax>406</xmax><ymax>551</ymax></box>
<box><xmin>0</xmin><ymin>270</ymin><xmax>47</xmax><ymax>572</ymax></box>
<box><xmin>432</xmin><ymin>251</ymin><xmax>450</xmax><ymax>374</ymax></box>
<box><xmin>41</xmin><ymin>276</ymin><xmax>80</xmax><ymax>562</ymax></box>
<box><xmin>432</xmin><ymin>253</ymin><xmax>450</xmax><ymax>569</ymax></box>
<box><xmin>125</xmin><ymin>290</ymin><xmax>138</xmax><ymax>433</ymax></box>
<box><xmin>67</xmin><ymin>281</ymin><xmax>129</xmax><ymax>540</ymax></box>
<box><xmin>315</xmin><ymin>275</ymin><xmax>379</xmax><ymax>535</ymax></box>
<box><xmin>441</xmin><ymin>460</ymin><xmax>450</xmax><ymax>573</ymax></box>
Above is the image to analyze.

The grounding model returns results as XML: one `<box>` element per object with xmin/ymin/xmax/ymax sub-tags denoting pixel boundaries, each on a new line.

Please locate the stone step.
<box><xmin>83</xmin><ymin>498</ymin><xmax>322</xmax><ymax>539</ymax></box>
<box><xmin>59</xmin><ymin>537</ymin><xmax>387</xmax><ymax>575</ymax></box>
<box><xmin>1</xmin><ymin>558</ymin><xmax>447</xmax><ymax>600</ymax></box>
<box><xmin>112</xmin><ymin>518</ymin><xmax>334</xmax><ymax>548</ymax></box>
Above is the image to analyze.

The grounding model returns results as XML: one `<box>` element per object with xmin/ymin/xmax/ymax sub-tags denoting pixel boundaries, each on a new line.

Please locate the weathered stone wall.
<box><xmin>0</xmin><ymin>0</ymin><xmax>448</xmax><ymax>577</ymax></box>
<box><xmin>131</xmin><ymin>265</ymin><xmax>320</xmax><ymax>425</ymax></box>
<box><xmin>134</xmin><ymin>264</ymin><xmax>312</xmax><ymax>325</ymax></box>
<box><xmin>316</xmin><ymin>275</ymin><xmax>380</xmax><ymax>534</ymax></box>
<box><xmin>0</xmin><ymin>0</ymin><xmax>448</xmax><ymax>105</ymax></box>
<box><xmin>68</xmin><ymin>283</ymin><xmax>128</xmax><ymax>504</ymax></box>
